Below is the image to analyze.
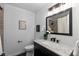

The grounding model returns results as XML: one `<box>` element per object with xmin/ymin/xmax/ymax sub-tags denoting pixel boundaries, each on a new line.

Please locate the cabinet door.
<box><xmin>34</xmin><ymin>42</ymin><xmax>59</xmax><ymax>56</ymax></box>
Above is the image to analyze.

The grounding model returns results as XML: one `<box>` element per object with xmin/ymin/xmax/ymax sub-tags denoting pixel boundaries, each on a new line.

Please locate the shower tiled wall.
<box><xmin>0</xmin><ymin>6</ymin><xmax>4</xmax><ymax>52</ymax></box>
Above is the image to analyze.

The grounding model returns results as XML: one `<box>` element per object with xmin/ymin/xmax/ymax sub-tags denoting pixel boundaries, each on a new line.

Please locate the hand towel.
<box><xmin>73</xmin><ymin>40</ymin><xmax>79</xmax><ymax>56</ymax></box>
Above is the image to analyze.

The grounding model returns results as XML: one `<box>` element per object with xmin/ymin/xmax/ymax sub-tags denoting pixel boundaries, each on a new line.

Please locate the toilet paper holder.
<box><xmin>18</xmin><ymin>40</ymin><xmax>22</xmax><ymax>43</ymax></box>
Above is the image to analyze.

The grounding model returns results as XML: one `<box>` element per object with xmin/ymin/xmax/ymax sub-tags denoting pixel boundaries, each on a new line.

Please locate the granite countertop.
<box><xmin>34</xmin><ymin>39</ymin><xmax>73</xmax><ymax>56</ymax></box>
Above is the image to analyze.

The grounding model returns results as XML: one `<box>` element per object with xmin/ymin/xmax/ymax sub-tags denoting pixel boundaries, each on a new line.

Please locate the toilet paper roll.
<box><xmin>73</xmin><ymin>40</ymin><xmax>79</xmax><ymax>56</ymax></box>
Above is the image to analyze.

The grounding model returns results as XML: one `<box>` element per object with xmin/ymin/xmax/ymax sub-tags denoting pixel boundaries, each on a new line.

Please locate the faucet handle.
<box><xmin>51</xmin><ymin>38</ymin><xmax>56</xmax><ymax>42</ymax></box>
<box><xmin>56</xmin><ymin>40</ymin><xmax>60</xmax><ymax>43</ymax></box>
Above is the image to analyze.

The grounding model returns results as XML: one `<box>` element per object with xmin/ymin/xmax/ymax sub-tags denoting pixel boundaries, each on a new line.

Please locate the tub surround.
<box><xmin>34</xmin><ymin>39</ymin><xmax>73</xmax><ymax>56</ymax></box>
<box><xmin>4</xmin><ymin>4</ymin><xmax>35</xmax><ymax>56</ymax></box>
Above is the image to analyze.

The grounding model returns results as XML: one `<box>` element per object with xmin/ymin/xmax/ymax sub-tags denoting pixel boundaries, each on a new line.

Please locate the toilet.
<box><xmin>25</xmin><ymin>45</ymin><xmax>34</xmax><ymax>56</ymax></box>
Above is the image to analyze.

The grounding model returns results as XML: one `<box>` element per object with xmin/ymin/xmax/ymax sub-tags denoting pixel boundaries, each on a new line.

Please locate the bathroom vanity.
<box><xmin>34</xmin><ymin>39</ymin><xmax>73</xmax><ymax>56</ymax></box>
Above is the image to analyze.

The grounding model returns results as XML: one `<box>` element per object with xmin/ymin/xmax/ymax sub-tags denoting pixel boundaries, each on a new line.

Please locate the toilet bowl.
<box><xmin>25</xmin><ymin>45</ymin><xmax>34</xmax><ymax>56</ymax></box>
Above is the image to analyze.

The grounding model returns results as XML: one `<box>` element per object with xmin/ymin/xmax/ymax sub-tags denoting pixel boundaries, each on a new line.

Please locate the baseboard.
<box><xmin>0</xmin><ymin>53</ymin><xmax>5</xmax><ymax>56</ymax></box>
<box><xmin>16</xmin><ymin>52</ymin><xmax>26</xmax><ymax>56</ymax></box>
<box><xmin>5</xmin><ymin>51</ymin><xmax>25</xmax><ymax>56</ymax></box>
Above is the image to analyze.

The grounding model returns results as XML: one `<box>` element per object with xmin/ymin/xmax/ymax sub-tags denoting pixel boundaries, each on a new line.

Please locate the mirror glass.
<box><xmin>46</xmin><ymin>8</ymin><xmax>72</xmax><ymax>36</ymax></box>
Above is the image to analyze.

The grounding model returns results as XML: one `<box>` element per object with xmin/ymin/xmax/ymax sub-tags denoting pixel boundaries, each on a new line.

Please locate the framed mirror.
<box><xmin>46</xmin><ymin>8</ymin><xmax>72</xmax><ymax>36</ymax></box>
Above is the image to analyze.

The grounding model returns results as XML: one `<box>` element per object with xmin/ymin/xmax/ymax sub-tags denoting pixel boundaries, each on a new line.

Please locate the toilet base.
<box><xmin>26</xmin><ymin>50</ymin><xmax>34</xmax><ymax>56</ymax></box>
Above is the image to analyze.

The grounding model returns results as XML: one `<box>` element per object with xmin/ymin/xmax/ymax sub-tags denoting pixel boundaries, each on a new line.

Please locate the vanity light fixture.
<box><xmin>48</xmin><ymin>3</ymin><xmax>65</xmax><ymax>11</ymax></box>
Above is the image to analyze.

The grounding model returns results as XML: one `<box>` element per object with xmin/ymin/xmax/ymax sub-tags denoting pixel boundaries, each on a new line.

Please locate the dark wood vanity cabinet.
<box><xmin>34</xmin><ymin>42</ymin><xmax>59</xmax><ymax>56</ymax></box>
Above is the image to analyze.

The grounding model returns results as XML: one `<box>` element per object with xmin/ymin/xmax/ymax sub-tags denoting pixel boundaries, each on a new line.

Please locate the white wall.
<box><xmin>35</xmin><ymin>5</ymin><xmax>48</xmax><ymax>39</ymax></box>
<box><xmin>4</xmin><ymin>4</ymin><xmax>35</xmax><ymax>55</ymax></box>
<box><xmin>35</xmin><ymin>3</ymin><xmax>79</xmax><ymax>48</ymax></box>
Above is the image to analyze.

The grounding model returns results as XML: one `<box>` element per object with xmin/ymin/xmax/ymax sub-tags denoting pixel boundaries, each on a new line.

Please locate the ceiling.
<box><xmin>8</xmin><ymin>3</ymin><xmax>54</xmax><ymax>12</ymax></box>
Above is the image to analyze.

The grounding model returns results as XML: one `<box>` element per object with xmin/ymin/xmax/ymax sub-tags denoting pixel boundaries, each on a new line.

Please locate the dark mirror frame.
<box><xmin>46</xmin><ymin>8</ymin><xmax>72</xmax><ymax>36</ymax></box>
